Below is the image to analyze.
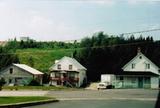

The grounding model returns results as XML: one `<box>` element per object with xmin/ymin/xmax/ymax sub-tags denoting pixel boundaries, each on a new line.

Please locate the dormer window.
<box><xmin>57</xmin><ymin>64</ymin><xmax>61</xmax><ymax>70</ymax></box>
<box><xmin>69</xmin><ymin>65</ymin><xmax>72</xmax><ymax>70</ymax></box>
<box><xmin>132</xmin><ymin>63</ymin><xmax>135</xmax><ymax>69</ymax></box>
<box><xmin>146</xmin><ymin>64</ymin><xmax>150</xmax><ymax>69</ymax></box>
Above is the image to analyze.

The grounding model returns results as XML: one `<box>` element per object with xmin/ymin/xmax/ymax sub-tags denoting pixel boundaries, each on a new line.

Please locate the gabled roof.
<box><xmin>50</xmin><ymin>56</ymin><xmax>87</xmax><ymax>71</ymax></box>
<box><xmin>122</xmin><ymin>52</ymin><xmax>159</xmax><ymax>70</ymax></box>
<box><xmin>13</xmin><ymin>64</ymin><xmax>44</xmax><ymax>75</ymax></box>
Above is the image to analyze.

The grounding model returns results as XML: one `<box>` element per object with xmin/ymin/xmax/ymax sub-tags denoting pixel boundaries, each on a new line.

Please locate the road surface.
<box><xmin>24</xmin><ymin>100</ymin><xmax>156</xmax><ymax>108</ymax></box>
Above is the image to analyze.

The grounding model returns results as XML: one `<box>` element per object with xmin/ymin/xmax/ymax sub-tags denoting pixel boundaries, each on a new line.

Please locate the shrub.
<box><xmin>28</xmin><ymin>79</ymin><xmax>40</xmax><ymax>86</ymax></box>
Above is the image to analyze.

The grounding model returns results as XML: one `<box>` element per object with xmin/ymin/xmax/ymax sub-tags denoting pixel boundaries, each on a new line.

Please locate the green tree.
<box><xmin>0</xmin><ymin>78</ymin><xmax>6</xmax><ymax>90</ymax></box>
<box><xmin>28</xmin><ymin>56</ymin><xmax>34</xmax><ymax>67</ymax></box>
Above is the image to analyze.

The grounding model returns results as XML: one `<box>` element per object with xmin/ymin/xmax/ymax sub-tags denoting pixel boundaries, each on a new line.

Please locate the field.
<box><xmin>16</xmin><ymin>48</ymin><xmax>75</xmax><ymax>72</ymax></box>
<box><xmin>0</xmin><ymin>96</ymin><xmax>54</xmax><ymax>104</ymax></box>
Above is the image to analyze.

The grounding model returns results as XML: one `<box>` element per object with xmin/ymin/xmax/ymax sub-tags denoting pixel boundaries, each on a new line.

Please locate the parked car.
<box><xmin>97</xmin><ymin>82</ymin><xmax>108</xmax><ymax>90</ymax></box>
<box><xmin>97</xmin><ymin>82</ymin><xmax>114</xmax><ymax>90</ymax></box>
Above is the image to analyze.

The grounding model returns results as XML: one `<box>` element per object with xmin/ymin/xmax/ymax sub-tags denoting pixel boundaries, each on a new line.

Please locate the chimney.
<box><xmin>55</xmin><ymin>60</ymin><xmax>59</xmax><ymax>64</ymax></box>
<box><xmin>137</xmin><ymin>47</ymin><xmax>141</xmax><ymax>54</ymax></box>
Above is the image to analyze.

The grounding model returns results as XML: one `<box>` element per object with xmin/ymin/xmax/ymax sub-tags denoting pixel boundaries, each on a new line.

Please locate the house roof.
<box><xmin>122</xmin><ymin>52</ymin><xmax>160</xmax><ymax>70</ymax></box>
<box><xmin>13</xmin><ymin>64</ymin><xmax>44</xmax><ymax>75</ymax></box>
<box><xmin>116</xmin><ymin>71</ymin><xmax>159</xmax><ymax>76</ymax></box>
<box><xmin>50</xmin><ymin>56</ymin><xmax>87</xmax><ymax>71</ymax></box>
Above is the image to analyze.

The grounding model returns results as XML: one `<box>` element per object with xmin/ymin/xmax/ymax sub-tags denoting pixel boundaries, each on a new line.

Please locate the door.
<box><xmin>138</xmin><ymin>77</ymin><xmax>143</xmax><ymax>88</ymax></box>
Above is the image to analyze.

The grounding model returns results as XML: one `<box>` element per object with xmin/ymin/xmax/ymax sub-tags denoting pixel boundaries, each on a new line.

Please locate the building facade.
<box><xmin>0</xmin><ymin>64</ymin><xmax>43</xmax><ymax>86</ymax></box>
<box><xmin>49</xmin><ymin>56</ymin><xmax>87</xmax><ymax>87</ymax></box>
<box><xmin>115</xmin><ymin>48</ymin><xmax>160</xmax><ymax>89</ymax></box>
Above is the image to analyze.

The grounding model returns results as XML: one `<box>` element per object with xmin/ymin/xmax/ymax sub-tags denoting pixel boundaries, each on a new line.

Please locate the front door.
<box><xmin>138</xmin><ymin>77</ymin><xmax>143</xmax><ymax>88</ymax></box>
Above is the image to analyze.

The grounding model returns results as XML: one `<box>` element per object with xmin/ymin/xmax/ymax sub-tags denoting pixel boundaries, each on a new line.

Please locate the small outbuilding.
<box><xmin>0</xmin><ymin>63</ymin><xmax>44</xmax><ymax>86</ymax></box>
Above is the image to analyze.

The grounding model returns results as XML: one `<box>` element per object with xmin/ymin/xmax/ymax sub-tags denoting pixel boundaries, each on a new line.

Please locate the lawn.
<box><xmin>2</xmin><ymin>85</ymin><xmax>79</xmax><ymax>91</ymax></box>
<box><xmin>0</xmin><ymin>96</ymin><xmax>54</xmax><ymax>105</ymax></box>
<box><xmin>16</xmin><ymin>48</ymin><xmax>75</xmax><ymax>72</ymax></box>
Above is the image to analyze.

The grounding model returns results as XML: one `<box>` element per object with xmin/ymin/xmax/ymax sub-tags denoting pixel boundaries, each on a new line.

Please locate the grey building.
<box><xmin>0</xmin><ymin>64</ymin><xmax>44</xmax><ymax>86</ymax></box>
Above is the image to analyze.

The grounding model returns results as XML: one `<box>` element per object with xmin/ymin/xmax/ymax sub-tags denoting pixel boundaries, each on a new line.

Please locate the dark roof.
<box><xmin>115</xmin><ymin>71</ymin><xmax>159</xmax><ymax>76</ymax></box>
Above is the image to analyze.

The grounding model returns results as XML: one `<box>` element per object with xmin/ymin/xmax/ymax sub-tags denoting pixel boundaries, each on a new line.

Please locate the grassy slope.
<box><xmin>0</xmin><ymin>96</ymin><xmax>53</xmax><ymax>104</ymax></box>
<box><xmin>16</xmin><ymin>48</ymin><xmax>75</xmax><ymax>72</ymax></box>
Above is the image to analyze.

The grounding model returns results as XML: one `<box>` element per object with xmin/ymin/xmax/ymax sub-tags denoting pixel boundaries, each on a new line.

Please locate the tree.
<box><xmin>28</xmin><ymin>56</ymin><xmax>34</xmax><ymax>67</ymax></box>
<box><xmin>0</xmin><ymin>78</ymin><xmax>6</xmax><ymax>90</ymax></box>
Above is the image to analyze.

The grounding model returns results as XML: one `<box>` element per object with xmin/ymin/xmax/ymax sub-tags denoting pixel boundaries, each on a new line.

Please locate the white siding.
<box><xmin>123</xmin><ymin>53</ymin><xmax>159</xmax><ymax>75</ymax></box>
<box><xmin>54</xmin><ymin>60</ymin><xmax>78</xmax><ymax>71</ymax></box>
<box><xmin>78</xmin><ymin>70</ymin><xmax>86</xmax><ymax>87</ymax></box>
<box><xmin>151</xmin><ymin>77</ymin><xmax>159</xmax><ymax>89</ymax></box>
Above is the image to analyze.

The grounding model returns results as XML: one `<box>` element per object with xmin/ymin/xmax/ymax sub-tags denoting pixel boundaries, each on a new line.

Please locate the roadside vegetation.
<box><xmin>2</xmin><ymin>86</ymin><xmax>80</xmax><ymax>91</ymax></box>
<box><xmin>0</xmin><ymin>96</ymin><xmax>54</xmax><ymax>105</ymax></box>
<box><xmin>1</xmin><ymin>31</ymin><xmax>159</xmax><ymax>82</ymax></box>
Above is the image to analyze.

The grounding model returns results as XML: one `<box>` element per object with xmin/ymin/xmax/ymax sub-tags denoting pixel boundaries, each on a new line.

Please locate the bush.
<box><xmin>28</xmin><ymin>79</ymin><xmax>40</xmax><ymax>86</ymax></box>
<box><xmin>0</xmin><ymin>78</ymin><xmax>6</xmax><ymax>90</ymax></box>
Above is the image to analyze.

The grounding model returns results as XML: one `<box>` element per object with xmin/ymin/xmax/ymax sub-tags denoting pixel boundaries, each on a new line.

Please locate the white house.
<box><xmin>115</xmin><ymin>48</ymin><xmax>160</xmax><ymax>89</ymax></box>
<box><xmin>0</xmin><ymin>63</ymin><xmax>44</xmax><ymax>85</ymax></box>
<box><xmin>49</xmin><ymin>56</ymin><xmax>87</xmax><ymax>87</ymax></box>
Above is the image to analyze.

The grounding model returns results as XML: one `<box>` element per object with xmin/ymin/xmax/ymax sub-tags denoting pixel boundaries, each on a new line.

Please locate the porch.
<box><xmin>114</xmin><ymin>71</ymin><xmax>159</xmax><ymax>89</ymax></box>
<box><xmin>50</xmin><ymin>71</ymin><xmax>79</xmax><ymax>87</ymax></box>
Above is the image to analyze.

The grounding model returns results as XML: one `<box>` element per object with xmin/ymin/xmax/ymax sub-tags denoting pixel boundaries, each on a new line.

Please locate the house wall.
<box><xmin>0</xmin><ymin>65</ymin><xmax>34</xmax><ymax>85</ymax></box>
<box><xmin>123</xmin><ymin>77</ymin><xmax>138</xmax><ymax>88</ymax></box>
<box><xmin>151</xmin><ymin>77</ymin><xmax>159</xmax><ymax>89</ymax></box>
<box><xmin>78</xmin><ymin>69</ymin><xmax>86</xmax><ymax>87</ymax></box>
<box><xmin>53</xmin><ymin>59</ymin><xmax>78</xmax><ymax>71</ymax></box>
<box><xmin>115</xmin><ymin>76</ymin><xmax>153</xmax><ymax>89</ymax></box>
<box><xmin>123</xmin><ymin>54</ymin><xmax>159</xmax><ymax>75</ymax></box>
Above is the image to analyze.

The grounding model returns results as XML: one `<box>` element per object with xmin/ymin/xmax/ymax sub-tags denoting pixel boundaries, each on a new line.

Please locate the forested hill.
<box><xmin>0</xmin><ymin>32</ymin><xmax>160</xmax><ymax>82</ymax></box>
<box><xmin>72</xmin><ymin>32</ymin><xmax>160</xmax><ymax>81</ymax></box>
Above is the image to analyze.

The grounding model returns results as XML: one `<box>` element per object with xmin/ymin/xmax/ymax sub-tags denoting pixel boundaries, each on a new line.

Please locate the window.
<box><xmin>139</xmin><ymin>56</ymin><xmax>142</xmax><ymax>59</ymax></box>
<box><xmin>146</xmin><ymin>64</ymin><xmax>150</xmax><ymax>69</ymax></box>
<box><xmin>57</xmin><ymin>64</ymin><xmax>61</xmax><ymax>69</ymax></box>
<box><xmin>131</xmin><ymin>63</ymin><xmax>135</xmax><ymax>69</ymax></box>
<box><xmin>69</xmin><ymin>65</ymin><xmax>72</xmax><ymax>70</ymax></box>
<box><xmin>10</xmin><ymin>68</ymin><xmax>13</xmax><ymax>74</ymax></box>
<box><xmin>144</xmin><ymin>77</ymin><xmax>150</xmax><ymax>84</ymax></box>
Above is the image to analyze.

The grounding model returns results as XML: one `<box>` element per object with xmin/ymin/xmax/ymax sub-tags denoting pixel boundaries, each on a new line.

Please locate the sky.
<box><xmin>0</xmin><ymin>0</ymin><xmax>160</xmax><ymax>41</ymax></box>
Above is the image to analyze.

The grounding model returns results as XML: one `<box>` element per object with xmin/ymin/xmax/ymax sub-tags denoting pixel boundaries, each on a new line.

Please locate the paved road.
<box><xmin>24</xmin><ymin>100</ymin><xmax>156</xmax><ymax>108</ymax></box>
<box><xmin>46</xmin><ymin>89</ymin><xmax>159</xmax><ymax>101</ymax></box>
<box><xmin>24</xmin><ymin>89</ymin><xmax>159</xmax><ymax>108</ymax></box>
<box><xmin>0</xmin><ymin>89</ymin><xmax>159</xmax><ymax>108</ymax></box>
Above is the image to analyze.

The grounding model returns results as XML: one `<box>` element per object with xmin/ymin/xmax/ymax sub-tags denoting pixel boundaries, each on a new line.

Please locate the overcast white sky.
<box><xmin>0</xmin><ymin>0</ymin><xmax>160</xmax><ymax>41</ymax></box>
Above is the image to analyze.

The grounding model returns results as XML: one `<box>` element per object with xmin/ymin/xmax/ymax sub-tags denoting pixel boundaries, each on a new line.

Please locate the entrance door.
<box><xmin>138</xmin><ymin>77</ymin><xmax>143</xmax><ymax>88</ymax></box>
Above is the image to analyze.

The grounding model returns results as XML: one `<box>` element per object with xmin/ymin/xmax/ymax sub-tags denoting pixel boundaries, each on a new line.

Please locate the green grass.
<box><xmin>0</xmin><ymin>96</ymin><xmax>54</xmax><ymax>104</ymax></box>
<box><xmin>2</xmin><ymin>86</ymin><xmax>79</xmax><ymax>91</ymax></box>
<box><xmin>16</xmin><ymin>48</ymin><xmax>75</xmax><ymax>72</ymax></box>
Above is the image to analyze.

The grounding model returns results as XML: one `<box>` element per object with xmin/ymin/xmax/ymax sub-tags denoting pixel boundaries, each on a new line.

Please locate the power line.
<box><xmin>121</xmin><ymin>28</ymin><xmax>160</xmax><ymax>35</ymax></box>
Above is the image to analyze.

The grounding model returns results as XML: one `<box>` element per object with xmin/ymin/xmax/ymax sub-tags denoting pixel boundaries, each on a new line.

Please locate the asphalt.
<box><xmin>46</xmin><ymin>89</ymin><xmax>159</xmax><ymax>101</ymax></box>
<box><xmin>0</xmin><ymin>89</ymin><xmax>159</xmax><ymax>108</ymax></box>
<box><xmin>24</xmin><ymin>100</ymin><xmax>156</xmax><ymax>108</ymax></box>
